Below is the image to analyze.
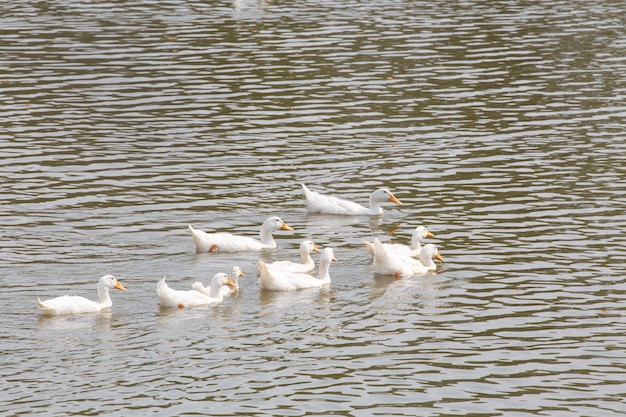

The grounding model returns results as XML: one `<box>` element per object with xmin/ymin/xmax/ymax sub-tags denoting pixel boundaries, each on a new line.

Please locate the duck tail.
<box><xmin>372</xmin><ymin>238</ymin><xmax>390</xmax><ymax>264</ymax></box>
<box><xmin>36</xmin><ymin>296</ymin><xmax>51</xmax><ymax>310</ymax></box>
<box><xmin>188</xmin><ymin>225</ymin><xmax>205</xmax><ymax>252</ymax></box>
<box><xmin>363</xmin><ymin>239</ymin><xmax>375</xmax><ymax>256</ymax></box>
<box><xmin>157</xmin><ymin>276</ymin><xmax>168</xmax><ymax>294</ymax></box>
<box><xmin>191</xmin><ymin>281</ymin><xmax>207</xmax><ymax>294</ymax></box>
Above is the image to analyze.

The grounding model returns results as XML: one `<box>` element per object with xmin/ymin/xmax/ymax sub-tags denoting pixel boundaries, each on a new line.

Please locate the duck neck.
<box><xmin>410</xmin><ymin>239</ymin><xmax>422</xmax><ymax>252</ymax></box>
<box><xmin>259</xmin><ymin>227</ymin><xmax>276</xmax><ymax>246</ymax></box>
<box><xmin>300</xmin><ymin>249</ymin><xmax>313</xmax><ymax>264</ymax></box>
<box><xmin>230</xmin><ymin>273</ymin><xmax>240</xmax><ymax>289</ymax></box>
<box><xmin>419</xmin><ymin>253</ymin><xmax>436</xmax><ymax>269</ymax></box>
<box><xmin>316</xmin><ymin>258</ymin><xmax>332</xmax><ymax>283</ymax></box>
<box><xmin>96</xmin><ymin>285</ymin><xmax>113</xmax><ymax>307</ymax></box>
<box><xmin>209</xmin><ymin>281</ymin><xmax>225</xmax><ymax>298</ymax></box>
<box><xmin>368</xmin><ymin>196</ymin><xmax>384</xmax><ymax>215</ymax></box>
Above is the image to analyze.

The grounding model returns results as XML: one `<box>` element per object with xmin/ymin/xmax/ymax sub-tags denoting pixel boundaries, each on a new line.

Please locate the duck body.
<box><xmin>157</xmin><ymin>273</ymin><xmax>234</xmax><ymax>308</ymax></box>
<box><xmin>265</xmin><ymin>240</ymin><xmax>320</xmax><ymax>273</ymax></box>
<box><xmin>259</xmin><ymin>247</ymin><xmax>337</xmax><ymax>291</ymax></box>
<box><xmin>372</xmin><ymin>239</ymin><xmax>445</xmax><ymax>278</ymax></box>
<box><xmin>192</xmin><ymin>266</ymin><xmax>244</xmax><ymax>298</ymax></box>
<box><xmin>189</xmin><ymin>216</ymin><xmax>294</xmax><ymax>253</ymax></box>
<box><xmin>37</xmin><ymin>275</ymin><xmax>127</xmax><ymax>315</ymax></box>
<box><xmin>302</xmin><ymin>184</ymin><xmax>402</xmax><ymax>216</ymax></box>
<box><xmin>364</xmin><ymin>226</ymin><xmax>435</xmax><ymax>258</ymax></box>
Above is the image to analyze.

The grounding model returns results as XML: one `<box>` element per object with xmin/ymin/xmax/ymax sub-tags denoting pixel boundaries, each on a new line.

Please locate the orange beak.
<box><xmin>312</xmin><ymin>245</ymin><xmax>321</xmax><ymax>254</ymax></box>
<box><xmin>435</xmin><ymin>253</ymin><xmax>445</xmax><ymax>263</ymax></box>
<box><xmin>226</xmin><ymin>278</ymin><xmax>236</xmax><ymax>287</ymax></box>
<box><xmin>281</xmin><ymin>222</ymin><xmax>295</xmax><ymax>231</ymax></box>
<box><xmin>388</xmin><ymin>194</ymin><xmax>402</xmax><ymax>205</ymax></box>
<box><xmin>426</xmin><ymin>231</ymin><xmax>435</xmax><ymax>238</ymax></box>
<box><xmin>115</xmin><ymin>282</ymin><xmax>127</xmax><ymax>291</ymax></box>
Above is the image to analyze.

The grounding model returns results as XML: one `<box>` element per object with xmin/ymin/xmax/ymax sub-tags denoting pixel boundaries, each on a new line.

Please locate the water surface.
<box><xmin>1</xmin><ymin>0</ymin><xmax>626</xmax><ymax>416</ymax></box>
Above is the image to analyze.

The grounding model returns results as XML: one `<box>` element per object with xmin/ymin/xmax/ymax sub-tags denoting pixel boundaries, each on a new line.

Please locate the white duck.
<box><xmin>188</xmin><ymin>216</ymin><xmax>294</xmax><ymax>253</ymax></box>
<box><xmin>364</xmin><ymin>226</ymin><xmax>435</xmax><ymax>258</ymax></box>
<box><xmin>191</xmin><ymin>266</ymin><xmax>245</xmax><ymax>297</ymax></box>
<box><xmin>37</xmin><ymin>275</ymin><xmax>127</xmax><ymax>315</ymax></box>
<box><xmin>157</xmin><ymin>273</ymin><xmax>235</xmax><ymax>308</ymax></box>
<box><xmin>302</xmin><ymin>183</ymin><xmax>402</xmax><ymax>216</ymax></box>
<box><xmin>372</xmin><ymin>238</ymin><xmax>445</xmax><ymax>278</ymax></box>
<box><xmin>265</xmin><ymin>240</ymin><xmax>321</xmax><ymax>273</ymax></box>
<box><xmin>258</xmin><ymin>247</ymin><xmax>337</xmax><ymax>291</ymax></box>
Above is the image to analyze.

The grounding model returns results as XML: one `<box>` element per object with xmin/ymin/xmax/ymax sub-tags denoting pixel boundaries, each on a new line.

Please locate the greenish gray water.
<box><xmin>1</xmin><ymin>0</ymin><xmax>626</xmax><ymax>416</ymax></box>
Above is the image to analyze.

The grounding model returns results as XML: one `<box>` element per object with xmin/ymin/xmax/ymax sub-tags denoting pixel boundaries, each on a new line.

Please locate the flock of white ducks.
<box><xmin>37</xmin><ymin>184</ymin><xmax>445</xmax><ymax>315</ymax></box>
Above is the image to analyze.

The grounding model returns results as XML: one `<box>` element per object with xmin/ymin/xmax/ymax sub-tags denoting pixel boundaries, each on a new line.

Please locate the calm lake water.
<box><xmin>2</xmin><ymin>0</ymin><xmax>626</xmax><ymax>415</ymax></box>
